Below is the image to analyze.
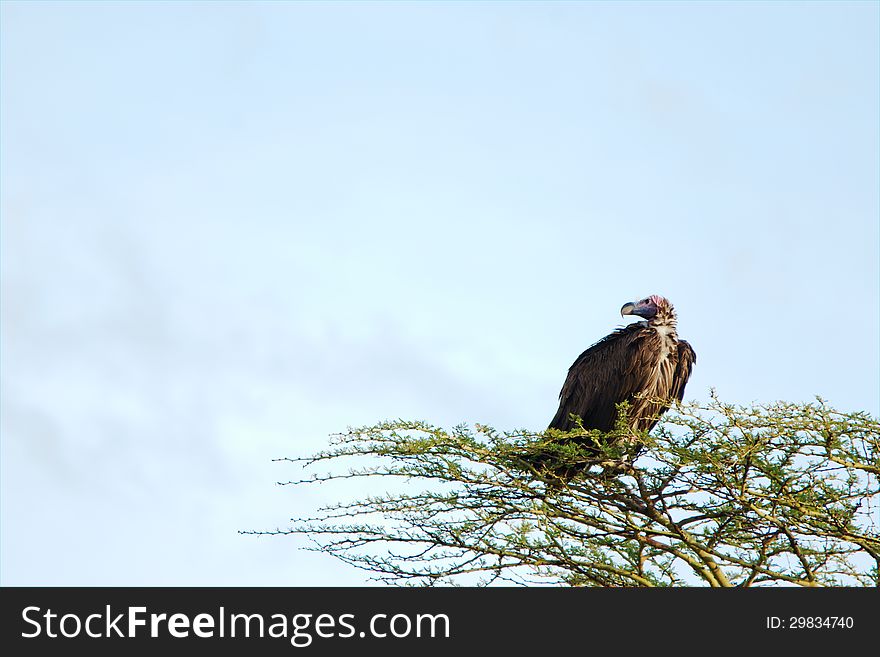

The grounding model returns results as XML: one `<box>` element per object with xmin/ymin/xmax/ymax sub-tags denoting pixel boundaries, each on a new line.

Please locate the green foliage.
<box><xmin>247</xmin><ymin>395</ymin><xmax>880</xmax><ymax>587</ymax></box>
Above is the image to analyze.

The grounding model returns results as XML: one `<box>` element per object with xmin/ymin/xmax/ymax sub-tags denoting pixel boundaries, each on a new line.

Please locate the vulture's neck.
<box><xmin>648</xmin><ymin>307</ymin><xmax>678</xmax><ymax>342</ymax></box>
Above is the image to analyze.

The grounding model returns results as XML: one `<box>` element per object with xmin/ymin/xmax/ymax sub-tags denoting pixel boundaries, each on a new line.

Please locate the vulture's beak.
<box><xmin>620</xmin><ymin>302</ymin><xmax>636</xmax><ymax>317</ymax></box>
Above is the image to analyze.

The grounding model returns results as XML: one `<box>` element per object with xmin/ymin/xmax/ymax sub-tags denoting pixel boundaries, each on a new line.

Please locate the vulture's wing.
<box><xmin>549</xmin><ymin>323</ymin><xmax>656</xmax><ymax>431</ymax></box>
<box><xmin>669</xmin><ymin>340</ymin><xmax>697</xmax><ymax>402</ymax></box>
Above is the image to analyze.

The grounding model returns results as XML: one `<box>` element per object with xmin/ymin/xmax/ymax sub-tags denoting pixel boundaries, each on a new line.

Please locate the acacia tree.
<box><xmin>249</xmin><ymin>394</ymin><xmax>879</xmax><ymax>586</ymax></box>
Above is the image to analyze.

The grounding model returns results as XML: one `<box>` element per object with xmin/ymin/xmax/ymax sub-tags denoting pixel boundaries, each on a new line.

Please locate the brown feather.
<box><xmin>548</xmin><ymin>305</ymin><xmax>695</xmax><ymax>438</ymax></box>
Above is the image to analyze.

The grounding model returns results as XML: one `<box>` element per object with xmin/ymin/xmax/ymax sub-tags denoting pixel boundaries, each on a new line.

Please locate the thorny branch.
<box><xmin>245</xmin><ymin>396</ymin><xmax>880</xmax><ymax>587</ymax></box>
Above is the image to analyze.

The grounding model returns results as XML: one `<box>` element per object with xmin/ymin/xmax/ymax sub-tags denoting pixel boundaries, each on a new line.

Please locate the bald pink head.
<box><xmin>620</xmin><ymin>295</ymin><xmax>671</xmax><ymax>320</ymax></box>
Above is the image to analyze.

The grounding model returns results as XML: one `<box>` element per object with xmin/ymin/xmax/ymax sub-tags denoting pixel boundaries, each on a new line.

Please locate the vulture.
<box><xmin>547</xmin><ymin>294</ymin><xmax>696</xmax><ymax>446</ymax></box>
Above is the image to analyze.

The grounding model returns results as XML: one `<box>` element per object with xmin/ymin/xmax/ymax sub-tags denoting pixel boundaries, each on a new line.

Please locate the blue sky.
<box><xmin>2</xmin><ymin>1</ymin><xmax>878</xmax><ymax>585</ymax></box>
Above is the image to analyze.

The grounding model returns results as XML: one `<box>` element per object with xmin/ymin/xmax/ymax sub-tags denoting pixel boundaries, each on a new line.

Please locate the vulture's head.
<box><xmin>620</xmin><ymin>295</ymin><xmax>671</xmax><ymax>320</ymax></box>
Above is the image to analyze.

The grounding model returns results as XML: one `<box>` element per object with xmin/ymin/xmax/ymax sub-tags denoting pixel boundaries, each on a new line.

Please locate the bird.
<box><xmin>537</xmin><ymin>295</ymin><xmax>696</xmax><ymax>470</ymax></box>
